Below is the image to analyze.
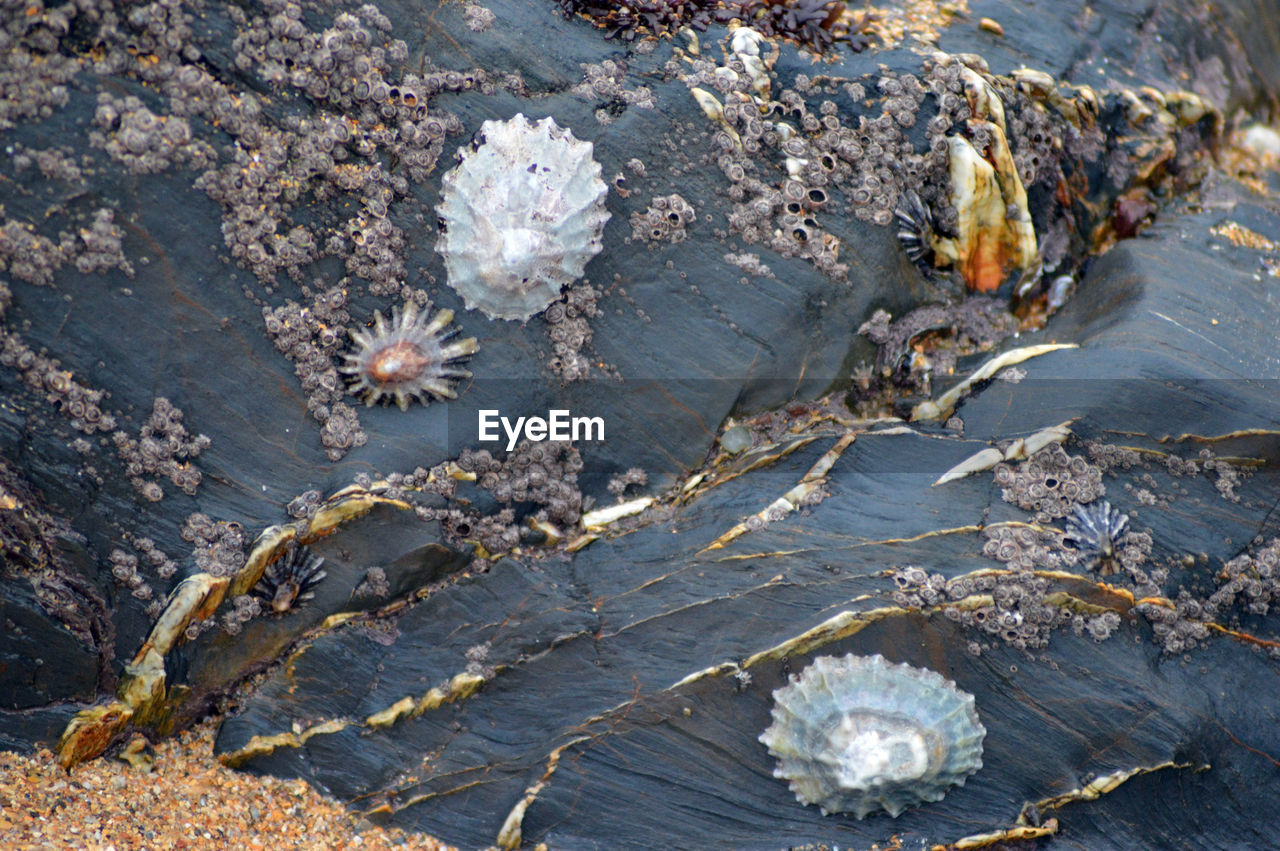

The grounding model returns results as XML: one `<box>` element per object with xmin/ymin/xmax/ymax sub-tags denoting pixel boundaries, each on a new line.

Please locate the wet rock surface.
<box><xmin>1</xmin><ymin>0</ymin><xmax>1279</xmax><ymax>848</ymax></box>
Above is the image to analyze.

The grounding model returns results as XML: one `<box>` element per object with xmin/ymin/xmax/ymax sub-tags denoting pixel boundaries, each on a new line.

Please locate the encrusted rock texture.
<box><xmin>2</xmin><ymin>0</ymin><xmax>1280</xmax><ymax>848</ymax></box>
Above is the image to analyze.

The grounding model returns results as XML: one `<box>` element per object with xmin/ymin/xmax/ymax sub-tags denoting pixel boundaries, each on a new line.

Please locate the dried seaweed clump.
<box><xmin>437</xmin><ymin>114</ymin><xmax>610</xmax><ymax>321</ymax></box>
<box><xmin>745</xmin><ymin>1</ymin><xmax>873</xmax><ymax>53</ymax></box>
<box><xmin>555</xmin><ymin>0</ymin><xmax>738</xmax><ymax>40</ymax></box>
<box><xmin>994</xmin><ymin>445</ymin><xmax>1103</xmax><ymax>521</ymax></box>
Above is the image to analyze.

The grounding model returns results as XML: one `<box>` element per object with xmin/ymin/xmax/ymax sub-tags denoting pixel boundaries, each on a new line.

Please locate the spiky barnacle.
<box><xmin>894</xmin><ymin>190</ymin><xmax>936</xmax><ymax>270</ymax></box>
<box><xmin>1064</xmin><ymin>500</ymin><xmax>1130</xmax><ymax>574</ymax></box>
<box><xmin>760</xmin><ymin>653</ymin><xmax>984</xmax><ymax>818</ymax></box>
<box><xmin>251</xmin><ymin>543</ymin><xmax>327</xmax><ymax>614</ymax></box>
<box><xmin>340</xmin><ymin>302</ymin><xmax>477</xmax><ymax>411</ymax></box>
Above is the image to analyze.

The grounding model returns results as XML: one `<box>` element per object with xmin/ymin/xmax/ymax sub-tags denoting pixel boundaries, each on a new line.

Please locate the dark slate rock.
<box><xmin>1</xmin><ymin>0</ymin><xmax>1279</xmax><ymax>847</ymax></box>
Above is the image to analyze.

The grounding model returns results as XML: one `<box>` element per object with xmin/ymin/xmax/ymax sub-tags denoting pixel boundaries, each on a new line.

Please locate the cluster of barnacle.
<box><xmin>108</xmin><ymin>550</ymin><xmax>155</xmax><ymax>604</ymax></box>
<box><xmin>220</xmin><ymin>594</ymin><xmax>263</xmax><ymax>636</ymax></box>
<box><xmin>891</xmin><ymin>563</ymin><xmax>1120</xmax><ymax>653</ymax></box>
<box><xmin>90</xmin><ymin>93</ymin><xmax>209</xmax><ymax>174</ymax></box>
<box><xmin>630</xmin><ymin>194</ymin><xmax>697</xmax><ymax>244</ymax></box>
<box><xmin>1210</xmin><ymin>539</ymin><xmax>1280</xmax><ymax>617</ymax></box>
<box><xmin>982</xmin><ymin>525</ymin><xmax>1071</xmax><ymax>571</ymax></box>
<box><xmin>0</xmin><ymin>216</ymin><xmax>68</xmax><ymax>287</ymax></box>
<box><xmin>108</xmin><ymin>538</ymin><xmax>177</xmax><ymax>619</ymax></box>
<box><xmin>607</xmin><ymin>467</ymin><xmax>649</xmax><ymax>497</ymax></box>
<box><xmin>10</xmin><ymin>145</ymin><xmax>84</xmax><ymax>184</ymax></box>
<box><xmin>129</xmin><ymin>536</ymin><xmax>178</xmax><ymax>580</ymax></box>
<box><xmin>722</xmin><ymin>251</ymin><xmax>774</xmax><ymax>280</ymax></box>
<box><xmin>1192</xmin><ymin>448</ymin><xmax>1248</xmax><ymax>503</ymax></box>
<box><xmin>416</xmin><ymin>441</ymin><xmax>586</xmax><ymax>553</ymax></box>
<box><xmin>0</xmin><ymin>207</ymin><xmax>132</xmax><ymax>287</ymax></box>
<box><xmin>1085</xmin><ymin>440</ymin><xmax>1142</xmax><ymax>472</ymax></box>
<box><xmin>852</xmin><ymin>300</ymin><xmax>1019</xmax><ymax>406</ymax></box>
<box><xmin>261</xmin><ymin>286</ymin><xmax>372</xmax><ymax>461</ymax></box>
<box><xmin>555</xmin><ymin>0</ymin><xmax>737</xmax><ymax>41</ymax></box>
<box><xmin>0</xmin><ymin>331</ymin><xmax>114</xmax><ymax>435</ymax></box>
<box><xmin>462</xmin><ymin>2</ymin><xmax>497</xmax><ymax>32</ymax></box>
<box><xmin>685</xmin><ymin>42</ymin><xmax>948</xmax><ymax>279</ymax></box>
<box><xmin>994</xmin><ymin>445</ymin><xmax>1104</xmax><ymax>521</ymax></box>
<box><xmin>285</xmin><ymin>489</ymin><xmax>324</xmax><ymax>520</ymax></box>
<box><xmin>111</xmin><ymin>397</ymin><xmax>210</xmax><ymax>501</ymax></box>
<box><xmin>0</xmin><ymin>0</ymin><xmax>79</xmax><ymax>129</ymax></box>
<box><xmin>1132</xmin><ymin>595</ymin><xmax>1210</xmax><ymax>656</ymax></box>
<box><xmin>71</xmin><ymin>210</ymin><xmax>134</xmax><ymax>278</ymax></box>
<box><xmin>353</xmin><ymin>566</ymin><xmax>390</xmax><ymax>599</ymax></box>
<box><xmin>1090</xmin><ymin>442</ymin><xmax>1248</xmax><ymax>505</ymax></box>
<box><xmin>180</xmin><ymin>513</ymin><xmax>246</xmax><ymax>579</ymax></box>
<box><xmin>544</xmin><ymin>284</ymin><xmax>601</xmax><ymax>382</ymax></box>
<box><xmin>572</xmin><ymin>59</ymin><xmax>657</xmax><ymax>122</ymax></box>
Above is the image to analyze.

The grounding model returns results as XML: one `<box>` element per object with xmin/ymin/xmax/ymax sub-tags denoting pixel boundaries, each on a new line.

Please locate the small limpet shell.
<box><xmin>435</xmin><ymin>113</ymin><xmax>610</xmax><ymax>321</ymax></box>
<box><xmin>759</xmin><ymin>653</ymin><xmax>985</xmax><ymax>818</ymax></box>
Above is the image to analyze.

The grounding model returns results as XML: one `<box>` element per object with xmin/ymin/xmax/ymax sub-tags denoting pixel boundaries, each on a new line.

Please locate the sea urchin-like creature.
<box><xmin>340</xmin><ymin>302</ymin><xmax>477</xmax><ymax>411</ymax></box>
<box><xmin>251</xmin><ymin>543</ymin><xmax>328</xmax><ymax>614</ymax></box>
<box><xmin>436</xmin><ymin>113</ymin><xmax>610</xmax><ymax>321</ymax></box>
<box><xmin>759</xmin><ymin>653</ymin><xmax>985</xmax><ymax>818</ymax></box>
<box><xmin>1064</xmin><ymin>499</ymin><xmax>1129</xmax><ymax>574</ymax></box>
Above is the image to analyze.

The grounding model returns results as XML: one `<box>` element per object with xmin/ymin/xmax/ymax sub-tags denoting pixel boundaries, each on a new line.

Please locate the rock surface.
<box><xmin>0</xmin><ymin>0</ymin><xmax>1279</xmax><ymax>848</ymax></box>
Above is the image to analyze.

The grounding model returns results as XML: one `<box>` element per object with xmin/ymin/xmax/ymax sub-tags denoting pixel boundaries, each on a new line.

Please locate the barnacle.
<box><xmin>251</xmin><ymin>543</ymin><xmax>327</xmax><ymax>614</ymax></box>
<box><xmin>931</xmin><ymin>126</ymin><xmax>1039</xmax><ymax>292</ymax></box>
<box><xmin>1064</xmin><ymin>500</ymin><xmax>1130</xmax><ymax>574</ymax></box>
<box><xmin>340</xmin><ymin>301</ymin><xmax>477</xmax><ymax>411</ymax></box>
<box><xmin>759</xmin><ymin>653</ymin><xmax>985</xmax><ymax>818</ymax></box>
<box><xmin>435</xmin><ymin>113</ymin><xmax>610</xmax><ymax>321</ymax></box>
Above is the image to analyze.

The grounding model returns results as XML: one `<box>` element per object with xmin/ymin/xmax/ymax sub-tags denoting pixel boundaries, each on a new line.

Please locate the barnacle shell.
<box><xmin>759</xmin><ymin>653</ymin><xmax>985</xmax><ymax>818</ymax></box>
<box><xmin>932</xmin><ymin>125</ymin><xmax>1038</xmax><ymax>292</ymax></box>
<box><xmin>435</xmin><ymin>113</ymin><xmax>610</xmax><ymax>321</ymax></box>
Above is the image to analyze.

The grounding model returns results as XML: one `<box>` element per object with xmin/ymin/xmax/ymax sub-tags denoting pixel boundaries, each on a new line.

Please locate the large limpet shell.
<box><xmin>435</xmin><ymin>113</ymin><xmax>610</xmax><ymax>321</ymax></box>
<box><xmin>759</xmin><ymin>653</ymin><xmax>985</xmax><ymax>818</ymax></box>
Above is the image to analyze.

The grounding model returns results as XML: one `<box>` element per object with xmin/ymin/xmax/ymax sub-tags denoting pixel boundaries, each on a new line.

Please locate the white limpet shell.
<box><xmin>435</xmin><ymin>113</ymin><xmax>610</xmax><ymax>321</ymax></box>
<box><xmin>759</xmin><ymin>653</ymin><xmax>985</xmax><ymax>818</ymax></box>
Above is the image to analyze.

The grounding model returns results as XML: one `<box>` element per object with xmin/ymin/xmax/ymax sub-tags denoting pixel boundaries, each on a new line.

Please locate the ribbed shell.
<box><xmin>759</xmin><ymin>653</ymin><xmax>985</xmax><ymax>818</ymax></box>
<box><xmin>435</xmin><ymin>113</ymin><xmax>609</xmax><ymax>321</ymax></box>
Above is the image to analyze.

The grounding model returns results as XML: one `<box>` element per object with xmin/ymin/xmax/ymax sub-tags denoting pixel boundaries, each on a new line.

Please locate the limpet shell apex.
<box><xmin>436</xmin><ymin>113</ymin><xmax>610</xmax><ymax>321</ymax></box>
<box><xmin>759</xmin><ymin>653</ymin><xmax>985</xmax><ymax>818</ymax></box>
